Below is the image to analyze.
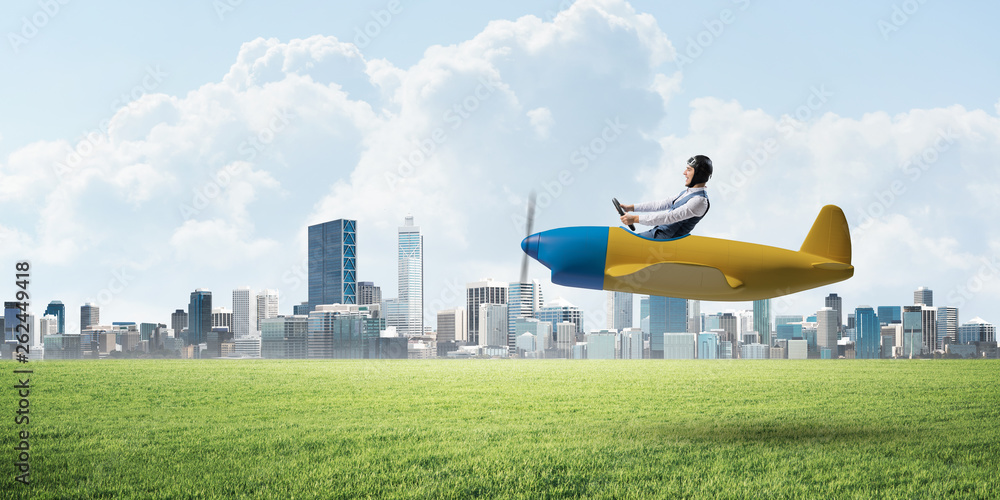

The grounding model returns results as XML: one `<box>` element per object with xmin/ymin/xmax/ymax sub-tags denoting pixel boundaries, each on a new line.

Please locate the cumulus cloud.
<box><xmin>1</xmin><ymin>0</ymin><xmax>998</xmax><ymax>327</ymax></box>
<box><xmin>0</xmin><ymin>0</ymin><xmax>679</xmax><ymax>324</ymax></box>
<box><xmin>652</xmin><ymin>96</ymin><xmax>1000</xmax><ymax>319</ymax></box>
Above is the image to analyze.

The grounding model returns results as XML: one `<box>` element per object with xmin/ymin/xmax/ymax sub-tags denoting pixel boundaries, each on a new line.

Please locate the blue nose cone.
<box><xmin>520</xmin><ymin>227</ymin><xmax>608</xmax><ymax>290</ymax></box>
<box><xmin>521</xmin><ymin>234</ymin><xmax>540</xmax><ymax>261</ymax></box>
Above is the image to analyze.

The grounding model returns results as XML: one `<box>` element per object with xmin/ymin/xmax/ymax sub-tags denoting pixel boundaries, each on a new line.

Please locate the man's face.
<box><xmin>684</xmin><ymin>165</ymin><xmax>695</xmax><ymax>185</ymax></box>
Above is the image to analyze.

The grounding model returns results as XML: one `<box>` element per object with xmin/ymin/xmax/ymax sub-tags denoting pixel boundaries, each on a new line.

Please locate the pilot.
<box><xmin>619</xmin><ymin>155</ymin><xmax>712</xmax><ymax>240</ymax></box>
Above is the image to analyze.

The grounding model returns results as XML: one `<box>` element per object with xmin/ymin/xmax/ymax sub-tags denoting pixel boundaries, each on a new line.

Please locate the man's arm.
<box><xmin>631</xmin><ymin>198</ymin><xmax>673</xmax><ymax>213</ymax></box>
<box><xmin>635</xmin><ymin>196</ymin><xmax>708</xmax><ymax>226</ymax></box>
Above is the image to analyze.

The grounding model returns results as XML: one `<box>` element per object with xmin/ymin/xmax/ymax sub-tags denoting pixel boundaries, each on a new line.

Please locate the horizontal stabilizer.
<box><xmin>812</xmin><ymin>262</ymin><xmax>853</xmax><ymax>271</ymax></box>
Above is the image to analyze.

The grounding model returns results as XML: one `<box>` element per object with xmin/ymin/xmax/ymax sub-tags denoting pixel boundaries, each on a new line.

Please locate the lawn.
<box><xmin>2</xmin><ymin>360</ymin><xmax>998</xmax><ymax>499</ymax></box>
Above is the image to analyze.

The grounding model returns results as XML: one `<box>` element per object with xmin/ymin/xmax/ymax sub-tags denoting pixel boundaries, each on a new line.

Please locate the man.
<box><xmin>619</xmin><ymin>155</ymin><xmax>713</xmax><ymax>240</ymax></box>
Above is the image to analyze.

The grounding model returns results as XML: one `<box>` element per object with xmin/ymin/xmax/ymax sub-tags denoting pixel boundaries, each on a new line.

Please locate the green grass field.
<box><xmin>2</xmin><ymin>360</ymin><xmax>999</xmax><ymax>499</ymax></box>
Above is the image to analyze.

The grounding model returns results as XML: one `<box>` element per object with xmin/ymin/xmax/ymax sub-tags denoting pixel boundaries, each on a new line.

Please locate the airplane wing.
<box><xmin>606</xmin><ymin>261</ymin><xmax>744</xmax><ymax>293</ymax></box>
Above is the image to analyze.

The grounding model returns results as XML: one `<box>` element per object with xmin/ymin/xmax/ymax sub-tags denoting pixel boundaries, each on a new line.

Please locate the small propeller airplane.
<box><xmin>520</xmin><ymin>204</ymin><xmax>853</xmax><ymax>301</ymax></box>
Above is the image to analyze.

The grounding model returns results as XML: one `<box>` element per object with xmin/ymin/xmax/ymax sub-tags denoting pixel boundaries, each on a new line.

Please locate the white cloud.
<box><xmin>527</xmin><ymin>107</ymin><xmax>555</xmax><ymax>139</ymax></box>
<box><xmin>0</xmin><ymin>0</ymin><xmax>679</xmax><ymax>325</ymax></box>
<box><xmin>170</xmin><ymin>219</ymin><xmax>280</xmax><ymax>269</ymax></box>
<box><xmin>0</xmin><ymin>140</ymin><xmax>65</xmax><ymax>202</ymax></box>
<box><xmin>2</xmin><ymin>0</ymin><xmax>1000</xmax><ymax>328</ymax></box>
<box><xmin>651</xmin><ymin>72</ymin><xmax>682</xmax><ymax>109</ymax></box>
<box><xmin>651</xmin><ymin>95</ymin><xmax>1000</xmax><ymax>320</ymax></box>
<box><xmin>0</xmin><ymin>224</ymin><xmax>34</xmax><ymax>264</ymax></box>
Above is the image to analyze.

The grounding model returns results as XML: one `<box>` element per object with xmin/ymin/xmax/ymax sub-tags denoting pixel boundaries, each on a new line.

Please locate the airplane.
<box><xmin>520</xmin><ymin>205</ymin><xmax>853</xmax><ymax>301</ymax></box>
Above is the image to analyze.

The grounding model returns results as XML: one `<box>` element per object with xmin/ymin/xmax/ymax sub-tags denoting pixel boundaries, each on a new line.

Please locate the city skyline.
<box><xmin>17</xmin><ymin>278</ymin><xmax>999</xmax><ymax>361</ymax></box>
<box><xmin>9</xmin><ymin>253</ymin><xmax>997</xmax><ymax>342</ymax></box>
<box><xmin>2</xmin><ymin>1</ymin><xmax>1000</xmax><ymax>333</ymax></box>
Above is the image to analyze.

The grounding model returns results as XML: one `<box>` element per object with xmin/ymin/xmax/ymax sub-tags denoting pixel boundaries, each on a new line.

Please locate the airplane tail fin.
<box><xmin>800</xmin><ymin>205</ymin><xmax>852</xmax><ymax>265</ymax></box>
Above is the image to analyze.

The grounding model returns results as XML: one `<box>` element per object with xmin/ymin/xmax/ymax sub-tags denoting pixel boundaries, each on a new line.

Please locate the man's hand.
<box><xmin>620</xmin><ymin>214</ymin><xmax>639</xmax><ymax>225</ymax></box>
<box><xmin>621</xmin><ymin>203</ymin><xmax>634</xmax><ymax>212</ymax></box>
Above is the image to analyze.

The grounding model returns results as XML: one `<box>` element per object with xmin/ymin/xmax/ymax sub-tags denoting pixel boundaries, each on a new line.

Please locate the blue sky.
<box><xmin>2</xmin><ymin>0</ymin><xmax>999</xmax><ymax>333</ymax></box>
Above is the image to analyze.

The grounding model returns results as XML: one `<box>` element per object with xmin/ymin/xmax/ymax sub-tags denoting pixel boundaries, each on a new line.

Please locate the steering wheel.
<box><xmin>612</xmin><ymin>198</ymin><xmax>635</xmax><ymax>231</ymax></box>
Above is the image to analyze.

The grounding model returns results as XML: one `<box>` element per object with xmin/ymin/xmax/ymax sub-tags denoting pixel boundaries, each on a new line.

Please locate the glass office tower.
<box><xmin>308</xmin><ymin>219</ymin><xmax>357</xmax><ymax>312</ymax></box>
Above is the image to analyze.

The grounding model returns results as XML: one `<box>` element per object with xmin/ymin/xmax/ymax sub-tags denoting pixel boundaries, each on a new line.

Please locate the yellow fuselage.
<box><xmin>603</xmin><ymin>228</ymin><xmax>854</xmax><ymax>301</ymax></box>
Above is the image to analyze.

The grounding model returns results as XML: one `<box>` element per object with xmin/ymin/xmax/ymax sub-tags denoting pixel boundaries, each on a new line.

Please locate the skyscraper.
<box><xmin>478</xmin><ymin>303</ymin><xmax>508</xmax><ymax>348</ymax></box>
<box><xmin>856</xmin><ymin>306</ymin><xmax>879</xmax><ymax>359</ymax></box>
<box><xmin>936</xmin><ymin>306</ymin><xmax>958</xmax><ymax>348</ymax></box>
<box><xmin>516</xmin><ymin>329</ymin><xmax>537</xmax><ymax>355</ymax></box>
<box><xmin>882</xmin><ymin>325</ymin><xmax>900</xmax><ymax>358</ymax></box>
<box><xmin>737</xmin><ymin>309</ymin><xmax>754</xmax><ymax>340</ymax></box>
<box><xmin>171</xmin><ymin>309</ymin><xmax>188</xmax><ymax>337</ymax></box>
<box><xmin>877</xmin><ymin>306</ymin><xmax>901</xmax><ymax>326</ymax></box>
<box><xmin>957</xmin><ymin>317</ymin><xmax>995</xmax><ymax>344</ymax></box>
<box><xmin>3</xmin><ymin>302</ymin><xmax>18</xmax><ymax>342</ymax></box>
<box><xmin>648</xmin><ymin>296</ymin><xmax>687</xmax><ymax>359</ymax></box>
<box><xmin>436</xmin><ymin>308</ymin><xmax>467</xmax><ymax>343</ymax></box>
<box><xmin>776</xmin><ymin>323</ymin><xmax>803</xmax><ymax>342</ymax></box>
<box><xmin>698</xmin><ymin>332</ymin><xmax>719</xmax><ymax>360</ymax></box>
<box><xmin>188</xmin><ymin>289</ymin><xmax>212</xmax><ymax>346</ymax></box>
<box><xmin>233</xmin><ymin>287</ymin><xmax>253</xmax><ymax>340</ymax></box>
<box><xmin>211</xmin><ymin>307</ymin><xmax>233</xmax><ymax>331</ymax></box>
<box><xmin>45</xmin><ymin>300</ymin><xmax>66</xmax><ymax>334</ymax></box>
<box><xmin>256</xmin><ymin>289</ymin><xmax>279</xmax><ymax>335</ymax></box>
<box><xmin>776</xmin><ymin>315</ymin><xmax>804</xmax><ymax>327</ymax></box>
<box><xmin>704</xmin><ymin>313</ymin><xmax>722</xmax><ymax>332</ymax></box>
<box><xmin>914</xmin><ymin>287</ymin><xmax>933</xmax><ymax>307</ymax></box>
<box><xmin>902</xmin><ymin>306</ymin><xmax>923</xmax><ymax>358</ymax></box>
<box><xmin>536</xmin><ymin>298</ymin><xmax>584</xmax><ymax>344</ymax></box>
<box><xmin>816</xmin><ymin>307</ymin><xmax>838</xmax><ymax>356</ymax></box>
<box><xmin>357</xmin><ymin>282</ymin><xmax>382</xmax><ymax>306</ymax></box>
<box><xmin>466</xmin><ymin>279</ymin><xmax>507</xmax><ymax>345</ymax></box>
<box><xmin>140</xmin><ymin>323</ymin><xmax>162</xmax><ymax>342</ymax></box>
<box><xmin>825</xmin><ymin>293</ymin><xmax>843</xmax><ymax>335</ymax></box>
<box><xmin>719</xmin><ymin>312</ymin><xmax>737</xmax><ymax>344</ymax></box>
<box><xmin>664</xmin><ymin>333</ymin><xmax>696</xmax><ymax>359</ymax></box>
<box><xmin>307</xmin><ymin>304</ymin><xmax>383</xmax><ymax>359</ymax></box>
<box><xmin>605</xmin><ymin>291</ymin><xmax>633</xmax><ymax>331</ymax></box>
<box><xmin>43</xmin><ymin>330</ymin><xmax>80</xmax><ymax>360</ymax></box>
<box><xmin>556</xmin><ymin>321</ymin><xmax>575</xmax><ymax>358</ymax></box>
<box><xmin>688</xmin><ymin>300</ymin><xmax>700</xmax><ymax>334</ymax></box>
<box><xmin>585</xmin><ymin>331</ymin><xmax>616</xmax><ymax>359</ymax></box>
<box><xmin>508</xmin><ymin>280</ymin><xmax>544</xmax><ymax>352</ymax></box>
<box><xmin>921</xmin><ymin>306</ymin><xmax>937</xmax><ymax>354</ymax></box>
<box><xmin>753</xmin><ymin>299</ymin><xmax>772</xmax><ymax>348</ymax></box>
<box><xmin>382</xmin><ymin>298</ymin><xmax>407</xmax><ymax>336</ymax></box>
<box><xmin>80</xmin><ymin>303</ymin><xmax>99</xmax><ymax>331</ymax></box>
<box><xmin>621</xmin><ymin>328</ymin><xmax>644</xmax><ymax>359</ymax></box>
<box><xmin>260</xmin><ymin>315</ymin><xmax>309</xmax><ymax>359</ymax></box>
<box><xmin>513</xmin><ymin>317</ymin><xmax>551</xmax><ymax>354</ymax></box>
<box><xmin>397</xmin><ymin>215</ymin><xmax>423</xmax><ymax>337</ymax></box>
<box><xmin>39</xmin><ymin>315</ymin><xmax>58</xmax><ymax>338</ymax></box>
<box><xmin>639</xmin><ymin>295</ymin><xmax>650</xmax><ymax>335</ymax></box>
<box><xmin>308</xmin><ymin>219</ymin><xmax>357</xmax><ymax>312</ymax></box>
